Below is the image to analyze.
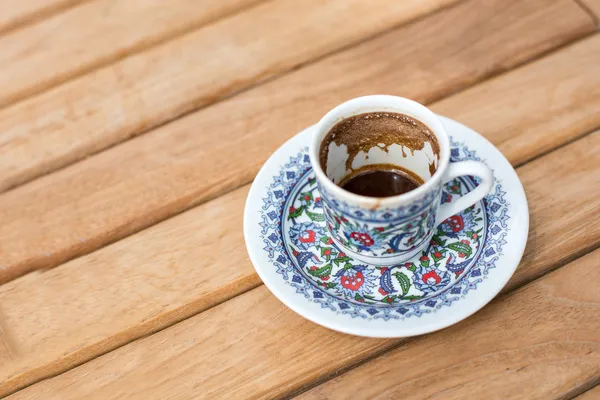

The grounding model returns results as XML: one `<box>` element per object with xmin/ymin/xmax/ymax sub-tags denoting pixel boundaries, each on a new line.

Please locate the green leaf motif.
<box><xmin>448</xmin><ymin>242</ymin><xmax>473</xmax><ymax>258</ymax></box>
<box><xmin>307</xmin><ymin>264</ymin><xmax>332</xmax><ymax>278</ymax></box>
<box><xmin>306</xmin><ymin>210</ymin><xmax>325</xmax><ymax>222</ymax></box>
<box><xmin>287</xmin><ymin>205</ymin><xmax>304</xmax><ymax>220</ymax></box>
<box><xmin>334</xmin><ymin>256</ymin><xmax>352</xmax><ymax>266</ymax></box>
<box><xmin>394</xmin><ymin>272</ymin><xmax>411</xmax><ymax>295</ymax></box>
<box><xmin>431</xmin><ymin>234</ymin><xmax>446</xmax><ymax>246</ymax></box>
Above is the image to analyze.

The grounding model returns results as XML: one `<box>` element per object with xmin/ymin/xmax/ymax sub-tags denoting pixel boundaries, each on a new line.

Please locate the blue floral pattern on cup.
<box><xmin>322</xmin><ymin>191</ymin><xmax>440</xmax><ymax>259</ymax></box>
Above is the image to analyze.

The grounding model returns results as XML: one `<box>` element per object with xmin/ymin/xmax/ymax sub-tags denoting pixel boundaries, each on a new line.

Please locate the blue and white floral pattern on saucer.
<box><xmin>245</xmin><ymin>116</ymin><xmax>528</xmax><ymax>337</ymax></box>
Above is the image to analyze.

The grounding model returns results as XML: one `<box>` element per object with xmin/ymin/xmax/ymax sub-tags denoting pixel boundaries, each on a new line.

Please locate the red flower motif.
<box><xmin>444</xmin><ymin>215</ymin><xmax>464</xmax><ymax>232</ymax></box>
<box><xmin>420</xmin><ymin>255</ymin><xmax>429</xmax><ymax>262</ymax></box>
<box><xmin>380</xmin><ymin>267</ymin><xmax>388</xmax><ymax>274</ymax></box>
<box><xmin>341</xmin><ymin>217</ymin><xmax>348</xmax><ymax>223</ymax></box>
<box><xmin>304</xmin><ymin>195</ymin><xmax>311</xmax><ymax>201</ymax></box>
<box><xmin>339</xmin><ymin>252</ymin><xmax>346</xmax><ymax>257</ymax></box>
<box><xmin>375</xmin><ymin>227</ymin><xmax>384</xmax><ymax>232</ymax></box>
<box><xmin>310</xmin><ymin>266</ymin><xmax>317</xmax><ymax>271</ymax></box>
<box><xmin>472</xmin><ymin>233</ymin><xmax>478</xmax><ymax>239</ymax></box>
<box><xmin>350</xmin><ymin>232</ymin><xmax>374</xmax><ymax>247</ymax></box>
<box><xmin>324</xmin><ymin>249</ymin><xmax>332</xmax><ymax>256</ymax></box>
<box><xmin>433</xmin><ymin>252</ymin><xmax>442</xmax><ymax>258</ymax></box>
<box><xmin>289</xmin><ymin>206</ymin><xmax>296</xmax><ymax>213</ymax></box>
<box><xmin>458</xmin><ymin>252</ymin><xmax>466</xmax><ymax>258</ymax></box>
<box><xmin>404</xmin><ymin>262</ymin><xmax>412</xmax><ymax>268</ymax></box>
<box><xmin>299</xmin><ymin>230</ymin><xmax>316</xmax><ymax>243</ymax></box>
<box><xmin>322</xmin><ymin>275</ymin><xmax>330</xmax><ymax>281</ymax></box>
<box><xmin>378</xmin><ymin>287</ymin><xmax>388</xmax><ymax>295</ymax></box>
<box><xmin>461</xmin><ymin>239</ymin><xmax>470</xmax><ymax>245</ymax></box>
<box><xmin>422</xmin><ymin>270</ymin><xmax>441</xmax><ymax>285</ymax></box>
<box><xmin>341</xmin><ymin>271</ymin><xmax>365</xmax><ymax>291</ymax></box>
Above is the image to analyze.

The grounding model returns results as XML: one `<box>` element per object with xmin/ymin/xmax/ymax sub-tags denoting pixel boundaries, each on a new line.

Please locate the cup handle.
<box><xmin>436</xmin><ymin>161</ymin><xmax>494</xmax><ymax>225</ymax></box>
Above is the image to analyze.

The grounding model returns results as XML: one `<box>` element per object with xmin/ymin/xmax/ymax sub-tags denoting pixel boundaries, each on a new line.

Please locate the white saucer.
<box><xmin>244</xmin><ymin>116</ymin><xmax>528</xmax><ymax>337</ymax></box>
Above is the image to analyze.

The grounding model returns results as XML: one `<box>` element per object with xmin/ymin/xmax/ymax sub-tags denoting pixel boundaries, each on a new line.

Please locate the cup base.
<box><xmin>328</xmin><ymin>232</ymin><xmax>428</xmax><ymax>266</ymax></box>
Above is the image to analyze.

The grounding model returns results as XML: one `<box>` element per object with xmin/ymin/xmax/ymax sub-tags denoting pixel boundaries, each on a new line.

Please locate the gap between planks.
<box><xmin>0</xmin><ymin>0</ymin><xmax>90</xmax><ymax>36</ymax></box>
<box><xmin>0</xmin><ymin>0</ymin><xmax>595</xmax><ymax>283</ymax></box>
<box><xmin>572</xmin><ymin>383</ymin><xmax>600</xmax><ymax>400</ymax></box>
<box><xmin>576</xmin><ymin>0</ymin><xmax>600</xmax><ymax>25</ymax></box>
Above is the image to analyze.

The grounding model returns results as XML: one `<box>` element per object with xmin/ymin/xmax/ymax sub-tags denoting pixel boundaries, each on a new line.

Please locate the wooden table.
<box><xmin>0</xmin><ymin>0</ymin><xmax>599</xmax><ymax>398</ymax></box>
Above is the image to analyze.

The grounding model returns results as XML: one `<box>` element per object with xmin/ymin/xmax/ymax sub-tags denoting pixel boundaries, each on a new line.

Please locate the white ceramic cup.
<box><xmin>309</xmin><ymin>95</ymin><xmax>493</xmax><ymax>265</ymax></box>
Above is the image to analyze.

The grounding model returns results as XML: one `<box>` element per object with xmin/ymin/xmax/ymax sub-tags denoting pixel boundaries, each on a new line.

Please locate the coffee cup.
<box><xmin>308</xmin><ymin>95</ymin><xmax>493</xmax><ymax>265</ymax></box>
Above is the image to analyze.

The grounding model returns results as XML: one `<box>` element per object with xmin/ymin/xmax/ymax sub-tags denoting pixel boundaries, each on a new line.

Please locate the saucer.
<box><xmin>244</xmin><ymin>116</ymin><xmax>528</xmax><ymax>337</ymax></box>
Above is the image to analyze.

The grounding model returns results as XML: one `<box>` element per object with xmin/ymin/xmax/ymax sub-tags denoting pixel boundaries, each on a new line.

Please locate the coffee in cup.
<box><xmin>319</xmin><ymin>111</ymin><xmax>439</xmax><ymax>198</ymax></box>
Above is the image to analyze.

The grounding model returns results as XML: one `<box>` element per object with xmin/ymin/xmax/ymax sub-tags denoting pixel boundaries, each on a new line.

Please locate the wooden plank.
<box><xmin>0</xmin><ymin>0</ymin><xmax>594</xmax><ymax>283</ymax></box>
<box><xmin>0</xmin><ymin>0</ymin><xmax>266</xmax><ymax>109</ymax></box>
<box><xmin>2</xmin><ymin>131</ymin><xmax>599</xmax><ymax>398</ymax></box>
<box><xmin>0</xmin><ymin>0</ymin><xmax>458</xmax><ymax>193</ymax></box>
<box><xmin>0</xmin><ymin>0</ymin><xmax>85</xmax><ymax>35</ymax></box>
<box><xmin>299</xmin><ymin>249</ymin><xmax>600</xmax><ymax>400</ymax></box>
<box><xmin>3</xmin><ymin>139</ymin><xmax>600</xmax><ymax>399</ymax></box>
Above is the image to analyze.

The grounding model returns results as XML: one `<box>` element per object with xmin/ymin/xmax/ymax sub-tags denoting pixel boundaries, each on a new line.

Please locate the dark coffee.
<box><xmin>340</xmin><ymin>164</ymin><xmax>423</xmax><ymax>197</ymax></box>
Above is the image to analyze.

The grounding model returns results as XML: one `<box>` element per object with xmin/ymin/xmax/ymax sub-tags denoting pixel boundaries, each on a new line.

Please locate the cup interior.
<box><xmin>311</xmin><ymin>96</ymin><xmax>450</xmax><ymax>201</ymax></box>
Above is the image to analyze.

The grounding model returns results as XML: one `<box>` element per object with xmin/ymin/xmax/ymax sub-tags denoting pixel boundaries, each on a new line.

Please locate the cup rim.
<box><xmin>309</xmin><ymin>95</ymin><xmax>450</xmax><ymax>207</ymax></box>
